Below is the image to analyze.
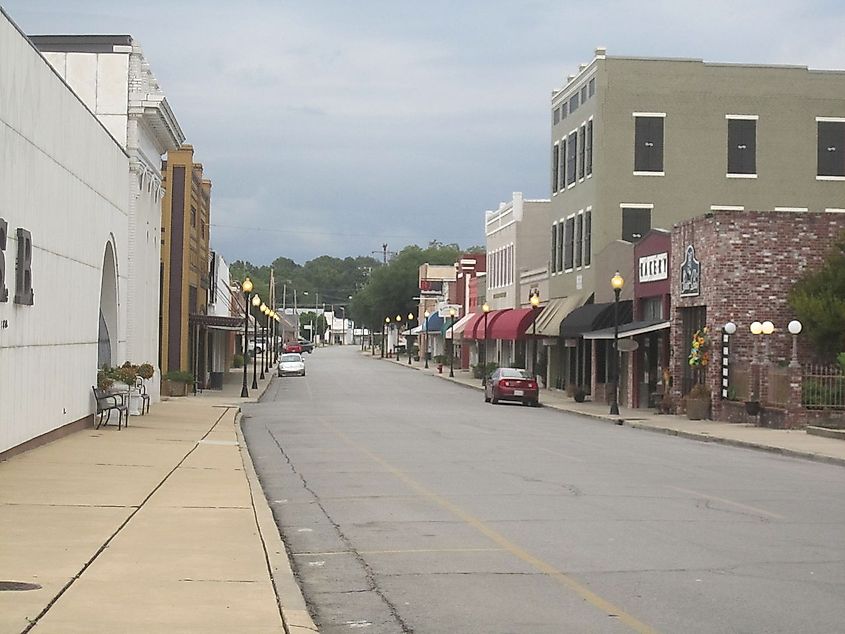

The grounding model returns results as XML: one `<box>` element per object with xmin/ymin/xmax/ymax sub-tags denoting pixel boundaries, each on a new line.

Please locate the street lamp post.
<box><xmin>788</xmin><ymin>320</ymin><xmax>803</xmax><ymax>368</ymax></box>
<box><xmin>259</xmin><ymin>303</ymin><xmax>268</xmax><ymax>380</ymax></box>
<box><xmin>529</xmin><ymin>291</ymin><xmax>541</xmax><ymax>380</ymax></box>
<box><xmin>423</xmin><ymin>310</ymin><xmax>430</xmax><ymax>368</ymax></box>
<box><xmin>449</xmin><ymin>307</ymin><xmax>457</xmax><ymax>378</ymax></box>
<box><xmin>240</xmin><ymin>277</ymin><xmax>253</xmax><ymax>398</ymax></box>
<box><xmin>382</xmin><ymin>317</ymin><xmax>389</xmax><ymax>358</ymax></box>
<box><xmin>251</xmin><ymin>294</ymin><xmax>261</xmax><ymax>389</ymax></box>
<box><xmin>395</xmin><ymin>314</ymin><xmax>402</xmax><ymax>359</ymax></box>
<box><xmin>610</xmin><ymin>271</ymin><xmax>624</xmax><ymax>416</ymax></box>
<box><xmin>407</xmin><ymin>312</ymin><xmax>414</xmax><ymax>365</ymax></box>
<box><xmin>481</xmin><ymin>303</ymin><xmax>490</xmax><ymax>386</ymax></box>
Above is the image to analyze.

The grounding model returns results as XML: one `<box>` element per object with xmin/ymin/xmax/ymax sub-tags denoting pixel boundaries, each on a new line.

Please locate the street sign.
<box><xmin>618</xmin><ymin>339</ymin><xmax>639</xmax><ymax>352</ymax></box>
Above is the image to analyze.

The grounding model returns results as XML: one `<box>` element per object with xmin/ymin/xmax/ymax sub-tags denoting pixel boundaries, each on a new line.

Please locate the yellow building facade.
<box><xmin>160</xmin><ymin>145</ymin><xmax>212</xmax><ymax>377</ymax></box>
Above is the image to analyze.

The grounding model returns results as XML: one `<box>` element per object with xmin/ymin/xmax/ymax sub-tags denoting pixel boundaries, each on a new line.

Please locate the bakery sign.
<box><xmin>679</xmin><ymin>245</ymin><xmax>701</xmax><ymax>297</ymax></box>
<box><xmin>638</xmin><ymin>252</ymin><xmax>668</xmax><ymax>283</ymax></box>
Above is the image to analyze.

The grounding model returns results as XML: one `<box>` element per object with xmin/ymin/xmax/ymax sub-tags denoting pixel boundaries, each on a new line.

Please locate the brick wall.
<box><xmin>670</xmin><ymin>211</ymin><xmax>845</xmax><ymax>420</ymax></box>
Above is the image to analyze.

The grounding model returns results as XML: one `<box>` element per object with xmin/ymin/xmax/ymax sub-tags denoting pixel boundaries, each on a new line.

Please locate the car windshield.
<box><xmin>280</xmin><ymin>354</ymin><xmax>301</xmax><ymax>362</ymax></box>
<box><xmin>500</xmin><ymin>368</ymin><xmax>531</xmax><ymax>379</ymax></box>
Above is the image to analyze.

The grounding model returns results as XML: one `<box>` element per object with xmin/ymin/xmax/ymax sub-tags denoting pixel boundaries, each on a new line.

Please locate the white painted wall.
<box><xmin>0</xmin><ymin>16</ymin><xmax>129</xmax><ymax>452</ymax></box>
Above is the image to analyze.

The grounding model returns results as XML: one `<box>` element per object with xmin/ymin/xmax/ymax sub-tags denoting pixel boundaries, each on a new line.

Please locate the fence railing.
<box><xmin>801</xmin><ymin>364</ymin><xmax>845</xmax><ymax>410</ymax></box>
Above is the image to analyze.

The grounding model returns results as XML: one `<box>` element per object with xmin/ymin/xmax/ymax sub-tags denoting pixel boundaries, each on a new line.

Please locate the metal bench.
<box><xmin>92</xmin><ymin>386</ymin><xmax>128</xmax><ymax>430</ymax></box>
<box><xmin>134</xmin><ymin>376</ymin><xmax>151</xmax><ymax>415</ymax></box>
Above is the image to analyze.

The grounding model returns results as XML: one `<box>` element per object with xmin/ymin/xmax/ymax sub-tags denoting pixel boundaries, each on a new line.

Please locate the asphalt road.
<box><xmin>242</xmin><ymin>346</ymin><xmax>845</xmax><ymax>634</ymax></box>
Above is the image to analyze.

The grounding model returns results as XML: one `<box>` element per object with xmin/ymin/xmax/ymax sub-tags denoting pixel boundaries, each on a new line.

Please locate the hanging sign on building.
<box><xmin>679</xmin><ymin>245</ymin><xmax>701</xmax><ymax>297</ymax></box>
<box><xmin>638</xmin><ymin>252</ymin><xmax>668</xmax><ymax>283</ymax></box>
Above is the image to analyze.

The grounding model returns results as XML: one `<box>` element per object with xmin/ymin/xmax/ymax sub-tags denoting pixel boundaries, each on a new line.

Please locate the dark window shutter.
<box><xmin>557</xmin><ymin>223</ymin><xmax>564</xmax><ymax>272</ymax></box>
<box><xmin>728</xmin><ymin>119</ymin><xmax>756</xmax><ymax>174</ymax></box>
<box><xmin>551</xmin><ymin>225</ymin><xmax>557</xmax><ymax>273</ymax></box>
<box><xmin>583</xmin><ymin>211</ymin><xmax>592</xmax><ymax>266</ymax></box>
<box><xmin>635</xmin><ymin>117</ymin><xmax>664</xmax><ymax>172</ymax></box>
<box><xmin>567</xmin><ymin>131</ymin><xmax>578</xmax><ymax>184</ymax></box>
<box><xmin>578</xmin><ymin>124</ymin><xmax>586</xmax><ymax>180</ymax></box>
<box><xmin>818</xmin><ymin>121</ymin><xmax>845</xmax><ymax>177</ymax></box>
<box><xmin>586</xmin><ymin>120</ymin><xmax>594</xmax><ymax>176</ymax></box>
<box><xmin>622</xmin><ymin>208</ymin><xmax>651</xmax><ymax>242</ymax></box>
<box><xmin>552</xmin><ymin>144</ymin><xmax>560</xmax><ymax>193</ymax></box>
<box><xmin>560</xmin><ymin>139</ymin><xmax>567</xmax><ymax>188</ymax></box>
<box><xmin>564</xmin><ymin>217</ymin><xmax>575</xmax><ymax>269</ymax></box>
<box><xmin>574</xmin><ymin>214</ymin><xmax>583</xmax><ymax>267</ymax></box>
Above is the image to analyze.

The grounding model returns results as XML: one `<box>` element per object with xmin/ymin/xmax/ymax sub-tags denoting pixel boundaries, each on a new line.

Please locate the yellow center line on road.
<box><xmin>293</xmin><ymin>547</ymin><xmax>506</xmax><ymax>557</ymax></box>
<box><xmin>669</xmin><ymin>486</ymin><xmax>785</xmax><ymax>520</ymax></box>
<box><xmin>325</xmin><ymin>423</ymin><xmax>657</xmax><ymax>634</ymax></box>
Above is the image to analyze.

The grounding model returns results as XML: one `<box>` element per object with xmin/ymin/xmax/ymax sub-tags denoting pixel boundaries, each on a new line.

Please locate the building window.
<box><xmin>622</xmin><ymin>206</ymin><xmax>652</xmax><ymax>242</ymax></box>
<box><xmin>574</xmin><ymin>213</ymin><xmax>583</xmax><ymax>268</ymax></box>
<box><xmin>556</xmin><ymin>223</ymin><xmax>564</xmax><ymax>272</ymax></box>
<box><xmin>586</xmin><ymin>120</ymin><xmax>593</xmax><ymax>176</ymax></box>
<box><xmin>569</xmin><ymin>93</ymin><xmax>579</xmax><ymax>114</ymax></box>
<box><xmin>567</xmin><ymin>131</ymin><xmax>578</xmax><ymax>185</ymax></box>
<box><xmin>818</xmin><ymin>119</ymin><xmax>845</xmax><ymax>178</ymax></box>
<box><xmin>634</xmin><ymin>114</ymin><xmax>665</xmax><ymax>174</ymax></box>
<box><xmin>552</xmin><ymin>144</ymin><xmax>560</xmax><ymax>193</ymax></box>
<box><xmin>560</xmin><ymin>138</ymin><xmax>568</xmax><ymax>188</ymax></box>
<box><xmin>561</xmin><ymin>102</ymin><xmax>568</xmax><ymax>120</ymax></box>
<box><xmin>554</xmin><ymin>108</ymin><xmax>560</xmax><ymax>125</ymax></box>
<box><xmin>564</xmin><ymin>216</ymin><xmax>575</xmax><ymax>270</ymax></box>
<box><xmin>583</xmin><ymin>210</ymin><xmax>592</xmax><ymax>266</ymax></box>
<box><xmin>190</xmin><ymin>206</ymin><xmax>197</xmax><ymax>227</ymax></box>
<box><xmin>641</xmin><ymin>296</ymin><xmax>663</xmax><ymax>321</ymax></box>
<box><xmin>578</xmin><ymin>124</ymin><xmax>587</xmax><ymax>180</ymax></box>
<box><xmin>201</xmin><ymin>220</ymin><xmax>206</xmax><ymax>239</ymax></box>
<box><xmin>580</xmin><ymin>85</ymin><xmax>587</xmax><ymax>103</ymax></box>
<box><xmin>588</xmin><ymin>77</ymin><xmax>596</xmax><ymax>98</ymax></box>
<box><xmin>551</xmin><ymin>224</ymin><xmax>558</xmax><ymax>273</ymax></box>
<box><xmin>727</xmin><ymin>117</ymin><xmax>757</xmax><ymax>176</ymax></box>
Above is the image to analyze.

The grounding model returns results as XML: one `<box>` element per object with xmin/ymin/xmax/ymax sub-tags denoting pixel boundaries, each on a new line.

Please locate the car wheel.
<box><xmin>484</xmin><ymin>393</ymin><xmax>491</xmax><ymax>403</ymax></box>
<box><xmin>277</xmin><ymin>372</ymin><xmax>282</xmax><ymax>377</ymax></box>
<box><xmin>491</xmin><ymin>393</ymin><xmax>499</xmax><ymax>404</ymax></box>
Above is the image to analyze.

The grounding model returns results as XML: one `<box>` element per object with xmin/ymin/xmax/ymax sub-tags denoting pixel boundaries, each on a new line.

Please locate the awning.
<box><xmin>466</xmin><ymin>309</ymin><xmax>509</xmax><ymax>340</ymax></box>
<box><xmin>446</xmin><ymin>313</ymin><xmax>476</xmax><ymax>339</ymax></box>
<box><xmin>458</xmin><ymin>312</ymin><xmax>484</xmax><ymax>339</ymax></box>
<box><xmin>406</xmin><ymin>325</ymin><xmax>424</xmax><ymax>335</ymax></box>
<box><xmin>489</xmin><ymin>307</ymin><xmax>540</xmax><ymax>340</ymax></box>
<box><xmin>582</xmin><ymin>319</ymin><xmax>670</xmax><ymax>340</ymax></box>
<box><xmin>440</xmin><ymin>315</ymin><xmax>458</xmax><ymax>336</ymax></box>
<box><xmin>533</xmin><ymin>294</ymin><xmax>584</xmax><ymax>337</ymax></box>
<box><xmin>189</xmin><ymin>314</ymin><xmax>245</xmax><ymax>332</ymax></box>
<box><xmin>424</xmin><ymin>312</ymin><xmax>444</xmax><ymax>332</ymax></box>
<box><xmin>559</xmin><ymin>300</ymin><xmax>633</xmax><ymax>338</ymax></box>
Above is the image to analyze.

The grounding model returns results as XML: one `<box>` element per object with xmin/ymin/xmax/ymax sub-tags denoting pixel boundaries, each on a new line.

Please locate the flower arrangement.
<box><xmin>137</xmin><ymin>363</ymin><xmax>155</xmax><ymax>380</ymax></box>
<box><xmin>688</xmin><ymin>327</ymin><xmax>710</xmax><ymax>367</ymax></box>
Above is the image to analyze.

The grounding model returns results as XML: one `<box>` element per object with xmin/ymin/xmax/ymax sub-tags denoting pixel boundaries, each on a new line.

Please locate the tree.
<box><xmin>789</xmin><ymin>233</ymin><xmax>845</xmax><ymax>360</ymax></box>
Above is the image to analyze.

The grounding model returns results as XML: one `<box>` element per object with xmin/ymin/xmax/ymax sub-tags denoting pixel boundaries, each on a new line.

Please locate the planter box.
<box><xmin>686</xmin><ymin>397</ymin><xmax>711</xmax><ymax>420</ymax></box>
<box><xmin>163</xmin><ymin>379</ymin><xmax>189</xmax><ymax>397</ymax></box>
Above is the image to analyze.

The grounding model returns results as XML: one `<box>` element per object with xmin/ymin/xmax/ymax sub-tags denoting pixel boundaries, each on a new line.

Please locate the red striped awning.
<box><xmin>466</xmin><ymin>309</ymin><xmax>510</xmax><ymax>340</ymax></box>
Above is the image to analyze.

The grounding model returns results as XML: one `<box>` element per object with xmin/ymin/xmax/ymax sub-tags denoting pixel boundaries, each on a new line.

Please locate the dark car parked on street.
<box><xmin>298</xmin><ymin>338</ymin><xmax>315</xmax><ymax>353</ymax></box>
<box><xmin>484</xmin><ymin>368</ymin><xmax>539</xmax><ymax>407</ymax></box>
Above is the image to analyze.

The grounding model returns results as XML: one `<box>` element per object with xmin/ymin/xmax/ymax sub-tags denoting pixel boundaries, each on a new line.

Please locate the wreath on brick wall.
<box><xmin>688</xmin><ymin>327</ymin><xmax>710</xmax><ymax>367</ymax></box>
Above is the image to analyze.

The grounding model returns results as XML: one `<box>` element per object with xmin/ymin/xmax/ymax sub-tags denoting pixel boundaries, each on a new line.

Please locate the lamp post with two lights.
<box><xmin>423</xmin><ymin>310</ymin><xmax>430</xmax><ymax>368</ymax></box>
<box><xmin>407</xmin><ymin>312</ymin><xmax>415</xmax><ymax>364</ymax></box>
<box><xmin>251</xmin><ymin>294</ymin><xmax>261</xmax><ymax>389</ymax></box>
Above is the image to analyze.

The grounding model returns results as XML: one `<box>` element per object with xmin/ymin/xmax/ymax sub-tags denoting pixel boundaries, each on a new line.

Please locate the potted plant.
<box><xmin>163</xmin><ymin>369</ymin><xmax>194</xmax><ymax>397</ymax></box>
<box><xmin>573</xmin><ymin>386</ymin><xmax>587</xmax><ymax>403</ymax></box>
<box><xmin>97</xmin><ymin>369</ymin><xmax>114</xmax><ymax>391</ymax></box>
<box><xmin>686</xmin><ymin>383</ymin><xmax>712</xmax><ymax>420</ymax></box>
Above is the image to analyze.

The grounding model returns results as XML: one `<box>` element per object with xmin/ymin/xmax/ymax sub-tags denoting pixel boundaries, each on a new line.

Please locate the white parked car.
<box><xmin>277</xmin><ymin>353</ymin><xmax>306</xmax><ymax>377</ymax></box>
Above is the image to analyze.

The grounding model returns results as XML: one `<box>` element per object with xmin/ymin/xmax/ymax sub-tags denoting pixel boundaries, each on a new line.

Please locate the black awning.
<box><xmin>559</xmin><ymin>300</ymin><xmax>633</xmax><ymax>338</ymax></box>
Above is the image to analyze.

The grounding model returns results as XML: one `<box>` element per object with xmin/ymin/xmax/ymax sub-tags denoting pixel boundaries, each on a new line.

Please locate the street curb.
<box><xmin>235</xmin><ymin>411</ymin><xmax>319</xmax><ymax>634</ymax></box>
<box><xmin>374</xmin><ymin>355</ymin><xmax>845</xmax><ymax>468</ymax></box>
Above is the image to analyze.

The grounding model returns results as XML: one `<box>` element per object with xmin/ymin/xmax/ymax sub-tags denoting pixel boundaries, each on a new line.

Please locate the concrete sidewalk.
<box><xmin>378</xmin><ymin>351</ymin><xmax>845</xmax><ymax>467</ymax></box>
<box><xmin>0</xmin><ymin>368</ymin><xmax>316</xmax><ymax>634</ymax></box>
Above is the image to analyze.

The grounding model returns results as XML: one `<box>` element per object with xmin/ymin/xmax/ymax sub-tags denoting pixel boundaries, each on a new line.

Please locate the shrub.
<box><xmin>233</xmin><ymin>354</ymin><xmax>244</xmax><ymax>368</ymax></box>
<box><xmin>689</xmin><ymin>383</ymin><xmax>711</xmax><ymax>399</ymax></box>
<box><xmin>164</xmin><ymin>369</ymin><xmax>194</xmax><ymax>384</ymax></box>
<box><xmin>137</xmin><ymin>363</ymin><xmax>155</xmax><ymax>380</ymax></box>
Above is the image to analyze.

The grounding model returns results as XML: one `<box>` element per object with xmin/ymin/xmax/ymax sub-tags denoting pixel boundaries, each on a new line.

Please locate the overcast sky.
<box><xmin>4</xmin><ymin>1</ymin><xmax>845</xmax><ymax>265</ymax></box>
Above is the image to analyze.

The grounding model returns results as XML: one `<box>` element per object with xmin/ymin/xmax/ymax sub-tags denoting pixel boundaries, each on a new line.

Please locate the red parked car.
<box><xmin>283</xmin><ymin>341</ymin><xmax>303</xmax><ymax>354</ymax></box>
<box><xmin>484</xmin><ymin>368</ymin><xmax>539</xmax><ymax>407</ymax></box>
